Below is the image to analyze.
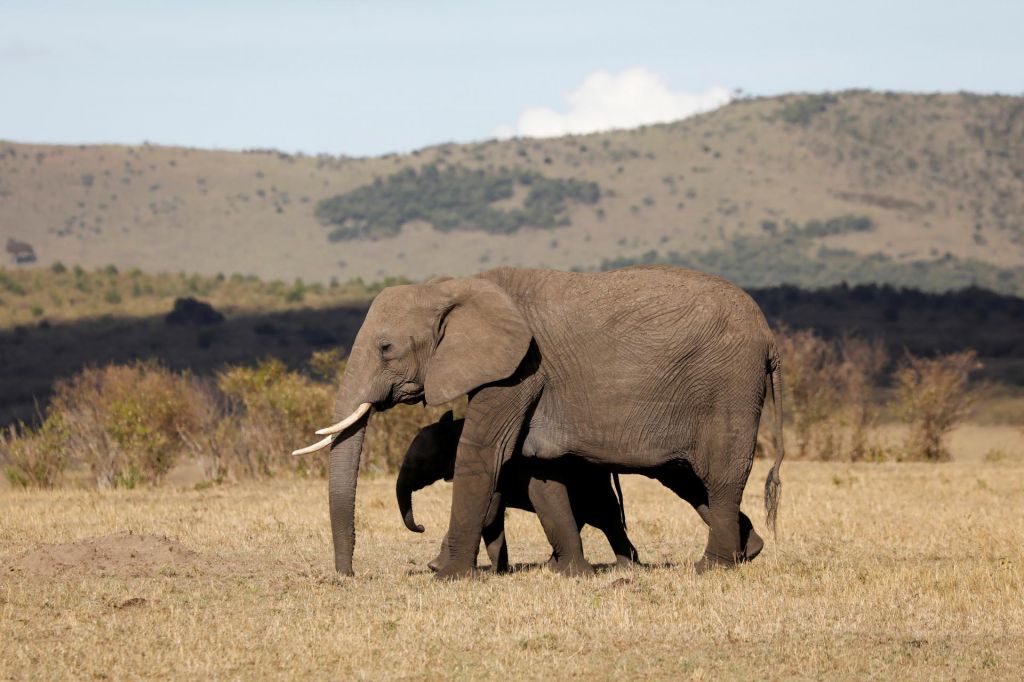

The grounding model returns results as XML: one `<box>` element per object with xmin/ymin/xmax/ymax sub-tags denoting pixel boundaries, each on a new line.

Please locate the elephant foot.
<box><xmin>613</xmin><ymin>552</ymin><xmax>640</xmax><ymax>569</ymax></box>
<box><xmin>434</xmin><ymin>562</ymin><xmax>482</xmax><ymax>581</ymax></box>
<box><xmin>547</xmin><ymin>554</ymin><xmax>595</xmax><ymax>577</ymax></box>
<box><xmin>743</xmin><ymin>529</ymin><xmax>764</xmax><ymax>562</ymax></box>
<box><xmin>694</xmin><ymin>553</ymin><xmax>740</xmax><ymax>575</ymax></box>
<box><xmin>739</xmin><ymin>514</ymin><xmax>764</xmax><ymax>562</ymax></box>
<box><xmin>431</xmin><ymin>557</ymin><xmax>506</xmax><ymax>575</ymax></box>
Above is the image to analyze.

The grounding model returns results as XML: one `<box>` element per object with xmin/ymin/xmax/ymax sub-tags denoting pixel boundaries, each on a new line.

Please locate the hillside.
<box><xmin>2</xmin><ymin>91</ymin><xmax>1023</xmax><ymax>292</ymax></box>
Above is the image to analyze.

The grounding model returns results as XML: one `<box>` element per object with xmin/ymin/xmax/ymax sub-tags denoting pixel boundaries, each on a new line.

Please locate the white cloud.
<box><xmin>494</xmin><ymin>68</ymin><xmax>733</xmax><ymax>139</ymax></box>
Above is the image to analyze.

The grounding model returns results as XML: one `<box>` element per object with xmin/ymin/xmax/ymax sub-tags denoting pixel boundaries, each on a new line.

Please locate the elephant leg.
<box><xmin>429</xmin><ymin>494</ymin><xmax>508</xmax><ymax>573</ymax></box>
<box><xmin>432</xmin><ymin>528</ymin><xmax>511</xmax><ymax>575</ymax></box>
<box><xmin>696</xmin><ymin>493</ymin><xmax>743</xmax><ymax>574</ymax></box>
<box><xmin>428</xmin><ymin>532</ymin><xmax>449</xmax><ymax>573</ymax></box>
<box><xmin>694</xmin><ymin>414</ymin><xmax>763</xmax><ymax>572</ymax></box>
<box><xmin>657</xmin><ymin>466</ymin><xmax>763</xmax><ymax>563</ymax></box>
<box><xmin>694</xmin><ymin>425</ymin><xmax>753</xmax><ymax>573</ymax></box>
<box><xmin>435</xmin><ymin>384</ymin><xmax>536</xmax><ymax>581</ymax></box>
<box><xmin>528</xmin><ymin>475</ymin><xmax>594</xmax><ymax>577</ymax></box>
<box><xmin>482</xmin><ymin>507</ymin><xmax>509</xmax><ymax>573</ymax></box>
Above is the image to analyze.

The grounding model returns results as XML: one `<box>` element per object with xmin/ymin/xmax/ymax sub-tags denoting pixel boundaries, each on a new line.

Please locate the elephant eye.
<box><xmin>378</xmin><ymin>340</ymin><xmax>393</xmax><ymax>356</ymax></box>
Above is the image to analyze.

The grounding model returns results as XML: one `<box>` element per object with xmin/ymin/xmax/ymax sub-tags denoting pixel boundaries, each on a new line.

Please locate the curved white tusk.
<box><xmin>291</xmin><ymin>435</ymin><xmax>335</xmax><ymax>456</ymax></box>
<box><xmin>315</xmin><ymin>402</ymin><xmax>372</xmax><ymax>435</ymax></box>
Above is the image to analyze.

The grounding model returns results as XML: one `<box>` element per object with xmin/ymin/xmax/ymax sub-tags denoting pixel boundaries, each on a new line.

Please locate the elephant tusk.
<box><xmin>315</xmin><ymin>402</ymin><xmax>372</xmax><ymax>435</ymax></box>
<box><xmin>291</xmin><ymin>434</ymin><xmax>335</xmax><ymax>456</ymax></box>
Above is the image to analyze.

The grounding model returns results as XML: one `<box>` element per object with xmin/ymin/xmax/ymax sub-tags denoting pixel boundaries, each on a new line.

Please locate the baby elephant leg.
<box><xmin>574</xmin><ymin>472</ymin><xmax>639</xmax><ymax>568</ymax></box>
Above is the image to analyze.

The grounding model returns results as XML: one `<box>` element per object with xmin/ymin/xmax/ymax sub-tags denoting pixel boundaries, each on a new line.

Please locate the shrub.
<box><xmin>1</xmin><ymin>415</ymin><xmax>70</xmax><ymax>488</ymax></box>
<box><xmin>217</xmin><ymin>358</ymin><xmax>333</xmax><ymax>477</ymax></box>
<box><xmin>284</xmin><ymin>280</ymin><xmax>306</xmax><ymax>302</ymax></box>
<box><xmin>775</xmin><ymin>327</ymin><xmax>842</xmax><ymax>458</ymax></box>
<box><xmin>0</xmin><ymin>272</ymin><xmax>27</xmax><ymax>296</ymax></box>
<box><xmin>172</xmin><ymin>379</ymin><xmax>233</xmax><ymax>483</ymax></box>
<box><xmin>893</xmin><ymin>350</ymin><xmax>983</xmax><ymax>461</ymax></box>
<box><xmin>773</xmin><ymin>329</ymin><xmax>892</xmax><ymax>461</ymax></box>
<box><xmin>3</xmin><ymin>351</ymin><xmax>470</xmax><ymax>488</ymax></box>
<box><xmin>836</xmin><ymin>336</ymin><xmax>888</xmax><ymax>461</ymax></box>
<box><xmin>51</xmin><ymin>362</ymin><xmax>210</xmax><ymax>487</ymax></box>
<box><xmin>308</xmin><ymin>348</ymin><xmax>347</xmax><ymax>382</ymax></box>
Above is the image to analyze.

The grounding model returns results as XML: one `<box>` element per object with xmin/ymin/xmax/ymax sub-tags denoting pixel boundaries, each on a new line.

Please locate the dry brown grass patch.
<box><xmin>2</xmin><ymin>450</ymin><xmax>1022</xmax><ymax>679</ymax></box>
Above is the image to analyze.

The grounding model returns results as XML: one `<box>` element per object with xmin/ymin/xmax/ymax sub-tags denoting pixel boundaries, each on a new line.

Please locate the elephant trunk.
<box><xmin>395</xmin><ymin>460</ymin><xmax>425</xmax><ymax>533</ymax></box>
<box><xmin>324</xmin><ymin>334</ymin><xmax>383</xmax><ymax>575</ymax></box>
<box><xmin>328</xmin><ymin>421</ymin><xmax>367</xmax><ymax>575</ymax></box>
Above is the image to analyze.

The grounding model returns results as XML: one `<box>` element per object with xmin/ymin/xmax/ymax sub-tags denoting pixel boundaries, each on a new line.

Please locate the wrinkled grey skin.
<box><xmin>396</xmin><ymin>411</ymin><xmax>639</xmax><ymax>572</ymax></box>
<box><xmin>323</xmin><ymin>266</ymin><xmax>784</xmax><ymax>579</ymax></box>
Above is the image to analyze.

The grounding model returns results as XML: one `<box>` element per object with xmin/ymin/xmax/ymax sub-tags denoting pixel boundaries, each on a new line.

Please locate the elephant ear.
<box><xmin>424</xmin><ymin>277</ymin><xmax>532</xmax><ymax>406</ymax></box>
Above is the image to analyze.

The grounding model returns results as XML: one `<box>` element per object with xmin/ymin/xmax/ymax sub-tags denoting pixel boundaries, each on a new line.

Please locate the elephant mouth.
<box><xmin>391</xmin><ymin>381</ymin><xmax>425</xmax><ymax>405</ymax></box>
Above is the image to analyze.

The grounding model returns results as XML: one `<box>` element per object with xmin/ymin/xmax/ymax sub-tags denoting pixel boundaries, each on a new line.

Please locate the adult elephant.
<box><xmin>294</xmin><ymin>266</ymin><xmax>785</xmax><ymax>579</ymax></box>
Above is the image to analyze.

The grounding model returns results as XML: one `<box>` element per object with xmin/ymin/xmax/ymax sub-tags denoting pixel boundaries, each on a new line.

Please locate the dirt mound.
<box><xmin>7</xmin><ymin>532</ymin><xmax>207</xmax><ymax>578</ymax></box>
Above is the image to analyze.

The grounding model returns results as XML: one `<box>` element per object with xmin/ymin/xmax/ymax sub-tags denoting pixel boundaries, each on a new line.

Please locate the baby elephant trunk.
<box><xmin>396</xmin><ymin>461</ymin><xmax>426</xmax><ymax>533</ymax></box>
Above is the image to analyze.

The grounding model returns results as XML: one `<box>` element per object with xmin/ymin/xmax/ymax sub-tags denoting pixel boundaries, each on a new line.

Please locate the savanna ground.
<box><xmin>2</xmin><ymin>424</ymin><xmax>1022</xmax><ymax>680</ymax></box>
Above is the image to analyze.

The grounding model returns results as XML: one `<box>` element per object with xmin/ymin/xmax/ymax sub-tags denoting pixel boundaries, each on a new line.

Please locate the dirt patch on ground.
<box><xmin>7</xmin><ymin>532</ymin><xmax>210</xmax><ymax>578</ymax></box>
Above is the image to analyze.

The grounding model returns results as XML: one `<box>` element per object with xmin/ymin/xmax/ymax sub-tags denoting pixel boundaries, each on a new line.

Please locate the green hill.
<box><xmin>2</xmin><ymin>90</ymin><xmax>1023</xmax><ymax>292</ymax></box>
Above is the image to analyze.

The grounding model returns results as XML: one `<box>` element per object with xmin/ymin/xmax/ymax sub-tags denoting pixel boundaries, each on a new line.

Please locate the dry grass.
<box><xmin>2</xmin><ymin>439</ymin><xmax>1023</xmax><ymax>680</ymax></box>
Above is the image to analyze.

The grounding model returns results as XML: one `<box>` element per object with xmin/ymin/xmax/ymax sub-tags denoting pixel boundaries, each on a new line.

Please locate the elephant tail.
<box><xmin>612</xmin><ymin>473</ymin><xmax>627</xmax><ymax>531</ymax></box>
<box><xmin>764</xmin><ymin>349</ymin><xmax>785</xmax><ymax>538</ymax></box>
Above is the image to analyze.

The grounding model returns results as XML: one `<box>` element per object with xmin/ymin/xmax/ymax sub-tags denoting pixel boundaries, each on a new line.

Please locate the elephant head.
<box><xmin>292</xmin><ymin>276</ymin><xmax>532</xmax><ymax>574</ymax></box>
<box><xmin>395</xmin><ymin>410</ymin><xmax>464</xmax><ymax>533</ymax></box>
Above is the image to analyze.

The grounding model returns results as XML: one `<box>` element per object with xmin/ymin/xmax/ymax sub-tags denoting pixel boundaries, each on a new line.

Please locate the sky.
<box><xmin>2</xmin><ymin>0</ymin><xmax>1022</xmax><ymax>157</ymax></box>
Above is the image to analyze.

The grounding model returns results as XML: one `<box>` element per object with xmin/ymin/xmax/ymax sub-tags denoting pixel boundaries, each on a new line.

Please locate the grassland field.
<box><xmin>2</xmin><ymin>422</ymin><xmax>1022</xmax><ymax>680</ymax></box>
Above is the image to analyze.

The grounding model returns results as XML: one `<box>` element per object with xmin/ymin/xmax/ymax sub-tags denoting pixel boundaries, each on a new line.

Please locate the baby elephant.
<box><xmin>397</xmin><ymin>411</ymin><xmax>639</xmax><ymax>573</ymax></box>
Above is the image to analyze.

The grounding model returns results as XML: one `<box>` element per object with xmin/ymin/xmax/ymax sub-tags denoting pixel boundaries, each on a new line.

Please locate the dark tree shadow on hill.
<box><xmin>3</xmin><ymin>283</ymin><xmax>1024</xmax><ymax>427</ymax></box>
<box><xmin>0</xmin><ymin>301</ymin><xmax>371</xmax><ymax>426</ymax></box>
